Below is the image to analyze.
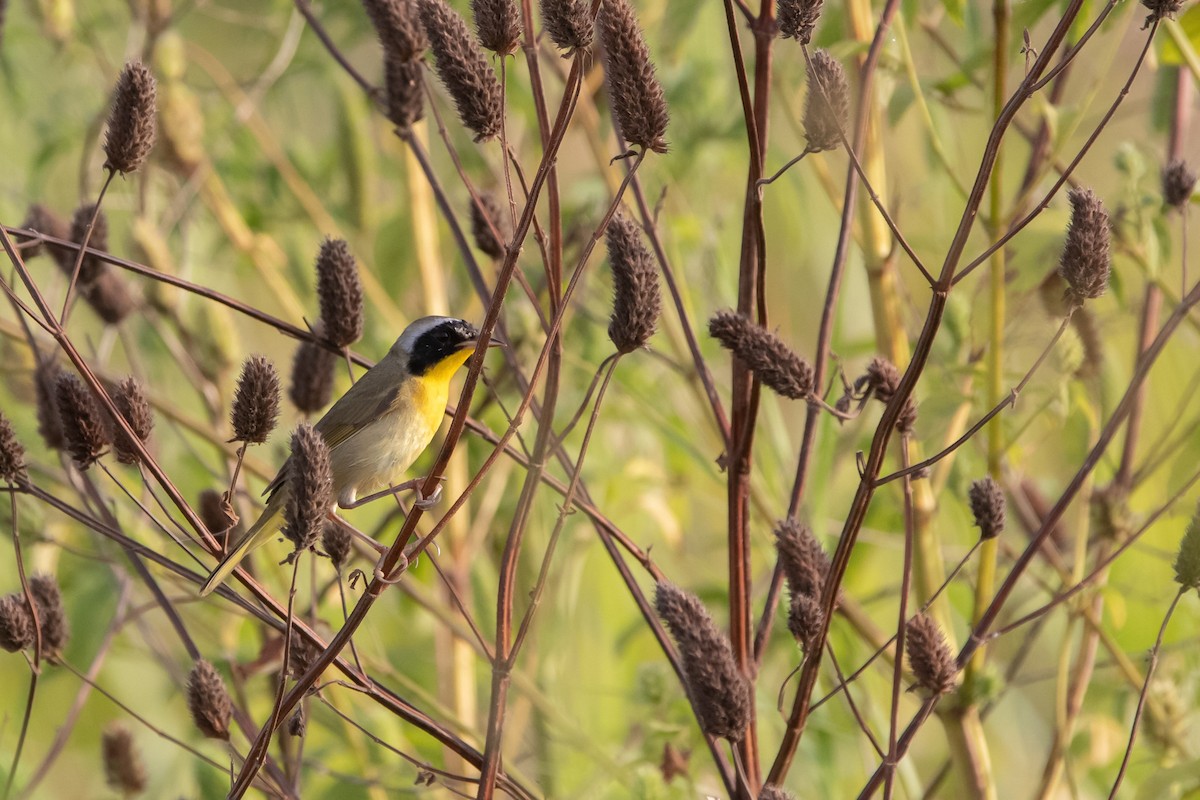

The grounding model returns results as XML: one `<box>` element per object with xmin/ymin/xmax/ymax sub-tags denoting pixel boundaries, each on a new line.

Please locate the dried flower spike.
<box><xmin>19</xmin><ymin>204</ymin><xmax>70</xmax><ymax>260</ymax></box>
<box><xmin>606</xmin><ymin>213</ymin><xmax>661</xmax><ymax>354</ymax></box>
<box><xmin>290</xmin><ymin>338</ymin><xmax>338</xmax><ymax>414</ymax></box>
<box><xmin>778</xmin><ymin>0</ymin><xmax>823</xmax><ymax>45</ymax></box>
<box><xmin>82</xmin><ymin>271</ymin><xmax>137</xmax><ymax>325</ymax></box>
<box><xmin>102</xmin><ymin>725</ymin><xmax>148</xmax><ymax>796</ymax></box>
<box><xmin>231</xmin><ymin>355</ymin><xmax>281</xmax><ymax>444</ymax></box>
<box><xmin>541</xmin><ymin>0</ymin><xmax>592</xmax><ymax>54</ymax></box>
<box><xmin>315</xmin><ymin>237</ymin><xmax>364</xmax><ymax>349</ymax></box>
<box><xmin>709</xmin><ymin>311</ymin><xmax>814</xmax><ymax>400</ymax></box>
<box><xmin>112</xmin><ymin>377</ymin><xmax>153</xmax><ymax>465</ymax></box>
<box><xmin>29</xmin><ymin>574</ymin><xmax>69</xmax><ymax>658</ymax></box>
<box><xmin>283</xmin><ymin>423</ymin><xmax>333</xmax><ymax>553</ymax></box>
<box><xmin>103</xmin><ymin>61</ymin><xmax>157</xmax><ymax>175</ymax></box>
<box><xmin>383</xmin><ymin>53</ymin><xmax>426</xmax><ymax>131</ymax></box>
<box><xmin>472</xmin><ymin>0</ymin><xmax>521</xmax><ymax>55</ymax></box>
<box><xmin>774</xmin><ymin>518</ymin><xmax>831</xmax><ymax>603</ymax></box>
<box><xmin>1162</xmin><ymin>159</ymin><xmax>1196</xmax><ymax>209</ymax></box>
<box><xmin>69</xmin><ymin>203</ymin><xmax>109</xmax><ymax>285</ymax></box>
<box><xmin>1174</xmin><ymin>512</ymin><xmax>1200</xmax><ymax>590</ymax></box>
<box><xmin>470</xmin><ymin>192</ymin><xmax>507</xmax><ymax>260</ymax></box>
<box><xmin>0</xmin><ymin>413</ymin><xmax>28</xmax><ymax>485</ymax></box>
<box><xmin>654</xmin><ymin>582</ymin><xmax>752</xmax><ymax>741</ymax></box>
<box><xmin>787</xmin><ymin>593</ymin><xmax>824</xmax><ymax>652</ymax></box>
<box><xmin>1141</xmin><ymin>0</ymin><xmax>1183</xmax><ymax>26</ymax></box>
<box><xmin>321</xmin><ymin>521</ymin><xmax>352</xmax><ymax>570</ymax></box>
<box><xmin>363</xmin><ymin>0</ymin><xmax>427</xmax><ymax>62</ymax></box>
<box><xmin>760</xmin><ymin>785</ymin><xmax>798</xmax><ymax>800</ymax></box>
<box><xmin>35</xmin><ymin>360</ymin><xmax>65</xmax><ymax>451</ymax></box>
<box><xmin>968</xmin><ymin>476</ymin><xmax>1005</xmax><ymax>540</ymax></box>
<box><xmin>55</xmin><ymin>373</ymin><xmax>110</xmax><ymax>469</ymax></box>
<box><xmin>187</xmin><ymin>659</ymin><xmax>233</xmax><ymax>740</ymax></box>
<box><xmin>864</xmin><ymin>357</ymin><xmax>900</xmax><ymax>403</ymax></box>
<box><xmin>804</xmin><ymin>50</ymin><xmax>849</xmax><ymax>153</ymax></box>
<box><xmin>288</xmin><ymin>707</ymin><xmax>307</xmax><ymax>737</ymax></box>
<box><xmin>598</xmin><ymin>0</ymin><xmax>669</xmax><ymax>154</ymax></box>
<box><xmin>1058</xmin><ymin>187</ymin><xmax>1111</xmax><ymax>307</ymax></box>
<box><xmin>906</xmin><ymin>613</ymin><xmax>957</xmax><ymax>695</ymax></box>
<box><xmin>419</xmin><ymin>0</ymin><xmax>504</xmax><ymax>142</ymax></box>
<box><xmin>0</xmin><ymin>595</ymin><xmax>34</xmax><ymax>652</ymax></box>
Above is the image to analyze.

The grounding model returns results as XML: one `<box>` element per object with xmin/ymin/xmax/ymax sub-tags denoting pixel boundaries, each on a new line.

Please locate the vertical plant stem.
<box><xmin>59</xmin><ymin>170</ymin><xmax>115</xmax><ymax>325</ymax></box>
<box><xmin>883</xmin><ymin>435</ymin><xmax>917</xmax><ymax>798</ymax></box>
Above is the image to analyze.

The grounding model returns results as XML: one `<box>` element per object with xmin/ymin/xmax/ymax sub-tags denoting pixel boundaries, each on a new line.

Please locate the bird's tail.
<box><xmin>199</xmin><ymin>507</ymin><xmax>282</xmax><ymax>596</ymax></box>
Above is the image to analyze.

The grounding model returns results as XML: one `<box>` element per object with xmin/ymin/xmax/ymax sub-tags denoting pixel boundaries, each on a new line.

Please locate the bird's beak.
<box><xmin>458</xmin><ymin>333</ymin><xmax>506</xmax><ymax>350</ymax></box>
<box><xmin>486</xmin><ymin>335</ymin><xmax>506</xmax><ymax>348</ymax></box>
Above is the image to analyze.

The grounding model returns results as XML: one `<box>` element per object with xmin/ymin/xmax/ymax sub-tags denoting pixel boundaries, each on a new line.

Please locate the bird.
<box><xmin>200</xmin><ymin>316</ymin><xmax>501</xmax><ymax>596</ymax></box>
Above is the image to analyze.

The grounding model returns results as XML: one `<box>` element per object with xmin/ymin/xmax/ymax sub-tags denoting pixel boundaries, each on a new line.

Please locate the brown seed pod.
<box><xmin>315</xmin><ymin>237</ymin><xmax>364</xmax><ymax>349</ymax></box>
<box><xmin>283</xmin><ymin>423</ymin><xmax>333</xmax><ymax>554</ymax></box>
<box><xmin>363</xmin><ymin>0</ymin><xmax>428</xmax><ymax>62</ymax></box>
<box><xmin>709</xmin><ymin>311</ymin><xmax>813</xmax><ymax>400</ymax></box>
<box><xmin>69</xmin><ymin>203</ymin><xmax>109</xmax><ymax>285</ymax></box>
<box><xmin>321</xmin><ymin>521</ymin><xmax>352</xmax><ymax>570</ymax></box>
<box><xmin>1162</xmin><ymin>159</ymin><xmax>1196</xmax><ymax>209</ymax></box>
<box><xmin>102</xmin><ymin>725</ymin><xmax>148</xmax><ymax>796</ymax></box>
<box><xmin>103</xmin><ymin>61</ymin><xmax>158</xmax><ymax>175</ymax></box>
<box><xmin>18</xmin><ymin>204</ymin><xmax>70</xmax><ymax>260</ymax></box>
<box><xmin>187</xmin><ymin>659</ymin><xmax>233</xmax><ymax>740</ymax></box>
<box><xmin>1058</xmin><ymin>187</ymin><xmax>1111</xmax><ymax>307</ymax></box>
<box><xmin>0</xmin><ymin>413</ymin><xmax>28</xmax><ymax>485</ymax></box>
<box><xmin>906</xmin><ymin>613</ymin><xmax>957</xmax><ymax>695</ymax></box>
<box><xmin>540</xmin><ymin>0</ymin><xmax>592</xmax><ymax>54</ymax></box>
<box><xmin>471</xmin><ymin>0</ymin><xmax>521</xmax><ymax>55</ymax></box>
<box><xmin>778</xmin><ymin>0</ymin><xmax>824</xmax><ymax>45</ymax></box>
<box><xmin>0</xmin><ymin>595</ymin><xmax>34</xmax><ymax>653</ymax></box>
<box><xmin>967</xmin><ymin>476</ymin><xmax>1006</xmax><ymax>540</ymax></box>
<box><xmin>606</xmin><ymin>213</ymin><xmax>661</xmax><ymax>354</ymax></box>
<box><xmin>231</xmin><ymin>355</ymin><xmax>281</xmax><ymax>444</ymax></box>
<box><xmin>803</xmin><ymin>50</ymin><xmax>849</xmax><ymax>153</ymax></box>
<box><xmin>383</xmin><ymin>53</ymin><xmax>426</xmax><ymax>131</ymax></box>
<box><xmin>654</xmin><ymin>582</ymin><xmax>752</xmax><ymax>741</ymax></box>
<box><xmin>55</xmin><ymin>373</ymin><xmax>110</xmax><ymax>469</ymax></box>
<box><xmin>289</xmin><ymin>338</ymin><xmax>338</xmax><ymax>415</ymax></box>
<box><xmin>29</xmin><ymin>574</ymin><xmax>69</xmax><ymax>659</ymax></box>
<box><xmin>470</xmin><ymin>192</ymin><xmax>507</xmax><ymax>260</ymax></box>
<box><xmin>774</xmin><ymin>518</ymin><xmax>833</xmax><ymax>604</ymax></box>
<box><xmin>81</xmin><ymin>270</ymin><xmax>137</xmax><ymax>324</ymax></box>
<box><xmin>597</xmin><ymin>0</ymin><xmax>669</xmax><ymax>154</ymax></box>
<box><xmin>34</xmin><ymin>359</ymin><xmax>65</xmax><ymax>452</ymax></box>
<box><xmin>1174</xmin><ymin>513</ymin><xmax>1200</xmax><ymax>590</ymax></box>
<box><xmin>112</xmin><ymin>377</ymin><xmax>154</xmax><ymax>465</ymax></box>
<box><xmin>419</xmin><ymin>0</ymin><xmax>504</xmax><ymax>142</ymax></box>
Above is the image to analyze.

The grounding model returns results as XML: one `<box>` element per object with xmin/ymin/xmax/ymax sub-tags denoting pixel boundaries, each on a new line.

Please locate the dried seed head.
<box><xmin>803</xmin><ymin>50</ymin><xmax>849</xmax><ymax>153</ymax></box>
<box><xmin>231</xmin><ymin>355</ymin><xmax>281</xmax><ymax>444</ymax></box>
<box><xmin>0</xmin><ymin>595</ymin><xmax>34</xmax><ymax>653</ymax></box>
<box><xmin>55</xmin><ymin>373</ymin><xmax>110</xmax><ymax>469</ymax></box>
<box><xmin>597</xmin><ymin>0</ymin><xmax>669</xmax><ymax>154</ymax></box>
<box><xmin>760</xmin><ymin>785</ymin><xmax>797</xmax><ymax>800</ymax></box>
<box><xmin>419</xmin><ymin>0</ymin><xmax>504</xmax><ymax>142</ymax></box>
<box><xmin>1141</xmin><ymin>0</ymin><xmax>1183</xmax><ymax>26</ymax></box>
<box><xmin>1174</xmin><ymin>512</ymin><xmax>1200</xmax><ymax>590</ymax></box>
<box><xmin>905</xmin><ymin>613</ymin><xmax>956</xmax><ymax>695</ymax></box>
<box><xmin>472</xmin><ymin>0</ymin><xmax>521</xmax><ymax>55</ymax></box>
<box><xmin>865</xmin><ymin>357</ymin><xmax>901</xmax><ymax>403</ymax></box>
<box><xmin>1162</xmin><ymin>159</ymin><xmax>1196</xmax><ymax>209</ymax></box>
<box><xmin>29</xmin><ymin>574</ymin><xmax>69</xmax><ymax>659</ymax></box>
<box><xmin>19</xmin><ymin>204</ymin><xmax>70</xmax><ymax>260</ymax></box>
<box><xmin>774</xmin><ymin>519</ymin><xmax>831</xmax><ymax>603</ymax></box>
<box><xmin>34</xmin><ymin>360</ymin><xmax>65</xmax><ymax>451</ymax></box>
<box><xmin>187</xmin><ymin>659</ymin><xmax>233</xmax><ymax>740</ymax></box>
<box><xmin>315</xmin><ymin>237</ymin><xmax>364</xmax><ymax>348</ymax></box>
<box><xmin>363</xmin><ymin>0</ymin><xmax>427</xmax><ymax>62</ymax></box>
<box><xmin>778</xmin><ymin>0</ymin><xmax>823</xmax><ymax>45</ymax></box>
<box><xmin>1058</xmin><ymin>187</ymin><xmax>1111</xmax><ymax>307</ymax></box>
<box><xmin>283</xmin><ymin>423</ymin><xmax>333</xmax><ymax>553</ymax></box>
<box><xmin>102</xmin><ymin>725</ymin><xmax>148</xmax><ymax>796</ymax></box>
<box><xmin>654</xmin><ymin>582</ymin><xmax>752</xmax><ymax>741</ymax></box>
<box><xmin>470</xmin><ymin>192</ymin><xmax>507</xmax><ymax>260</ymax></box>
<box><xmin>383</xmin><ymin>53</ymin><xmax>426</xmax><ymax>130</ymax></box>
<box><xmin>896</xmin><ymin>397</ymin><xmax>918</xmax><ymax>435</ymax></box>
<box><xmin>709</xmin><ymin>311</ymin><xmax>814</xmax><ymax>400</ymax></box>
<box><xmin>289</xmin><ymin>338</ymin><xmax>338</xmax><ymax>414</ymax></box>
<box><xmin>0</xmin><ymin>413</ymin><xmax>28</xmax><ymax>485</ymax></box>
<box><xmin>198</xmin><ymin>489</ymin><xmax>237</xmax><ymax>534</ymax></box>
<box><xmin>967</xmin><ymin>477</ymin><xmax>1005</xmax><ymax>540</ymax></box>
<box><xmin>321</xmin><ymin>521</ymin><xmax>353</xmax><ymax>570</ymax></box>
<box><xmin>606</xmin><ymin>213</ymin><xmax>661</xmax><ymax>354</ymax></box>
<box><xmin>540</xmin><ymin>0</ymin><xmax>593</xmax><ymax>54</ymax></box>
<box><xmin>787</xmin><ymin>593</ymin><xmax>824</xmax><ymax>652</ymax></box>
<box><xmin>112</xmin><ymin>377</ymin><xmax>153</xmax><ymax>465</ymax></box>
<box><xmin>103</xmin><ymin>61</ymin><xmax>157</xmax><ymax>175</ymax></box>
<box><xmin>81</xmin><ymin>270</ymin><xmax>137</xmax><ymax>325</ymax></box>
<box><xmin>69</xmin><ymin>203</ymin><xmax>110</xmax><ymax>285</ymax></box>
<box><xmin>288</xmin><ymin>706</ymin><xmax>307</xmax><ymax>737</ymax></box>
<box><xmin>288</xmin><ymin>631</ymin><xmax>321</xmax><ymax>677</ymax></box>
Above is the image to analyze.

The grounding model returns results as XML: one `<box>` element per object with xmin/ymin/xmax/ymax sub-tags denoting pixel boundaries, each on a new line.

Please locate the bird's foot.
<box><xmin>412</xmin><ymin>481</ymin><xmax>443</xmax><ymax>510</ymax></box>
<box><xmin>372</xmin><ymin>551</ymin><xmax>410</xmax><ymax>585</ymax></box>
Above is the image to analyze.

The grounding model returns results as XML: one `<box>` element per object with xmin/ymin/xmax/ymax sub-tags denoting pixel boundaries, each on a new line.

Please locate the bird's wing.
<box><xmin>261</xmin><ymin>375</ymin><xmax>401</xmax><ymax>499</ymax></box>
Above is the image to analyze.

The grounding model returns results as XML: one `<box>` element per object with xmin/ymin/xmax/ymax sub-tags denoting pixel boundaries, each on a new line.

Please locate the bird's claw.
<box><xmin>373</xmin><ymin>552</ymin><xmax>410</xmax><ymax>585</ymax></box>
<box><xmin>413</xmin><ymin>482</ymin><xmax>443</xmax><ymax>510</ymax></box>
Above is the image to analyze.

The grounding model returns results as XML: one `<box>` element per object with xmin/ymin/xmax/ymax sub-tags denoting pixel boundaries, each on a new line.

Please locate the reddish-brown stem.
<box><xmin>883</xmin><ymin>436</ymin><xmax>917</xmax><ymax>798</ymax></box>
<box><xmin>59</xmin><ymin>169</ymin><xmax>115</xmax><ymax>325</ymax></box>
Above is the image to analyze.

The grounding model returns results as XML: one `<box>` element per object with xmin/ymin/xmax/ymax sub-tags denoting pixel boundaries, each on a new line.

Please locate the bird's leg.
<box><xmin>338</xmin><ymin>476</ymin><xmax>445</xmax><ymax>510</ymax></box>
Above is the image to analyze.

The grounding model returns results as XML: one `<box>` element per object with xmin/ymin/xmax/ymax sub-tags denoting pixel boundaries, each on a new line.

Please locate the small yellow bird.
<box><xmin>200</xmin><ymin>316</ymin><xmax>500</xmax><ymax>596</ymax></box>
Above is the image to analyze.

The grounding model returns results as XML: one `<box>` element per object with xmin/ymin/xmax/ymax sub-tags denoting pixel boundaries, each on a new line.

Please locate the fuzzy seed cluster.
<box><xmin>103</xmin><ymin>61</ymin><xmax>157</xmax><ymax>175</ymax></box>
<box><xmin>283</xmin><ymin>423</ymin><xmax>334</xmax><ymax>553</ymax></box>
<box><xmin>779</xmin><ymin>0</ymin><xmax>824</xmax><ymax>44</ymax></box>
<box><xmin>709</xmin><ymin>311</ymin><xmax>814</xmax><ymax>400</ymax></box>
<box><xmin>471</xmin><ymin>0</ymin><xmax>521</xmax><ymax>55</ymax></box>
<box><xmin>112</xmin><ymin>377</ymin><xmax>153</xmax><ymax>465</ymax></box>
<box><xmin>967</xmin><ymin>476</ymin><xmax>1006</xmax><ymax>540</ymax></box>
<box><xmin>55</xmin><ymin>373</ymin><xmax>110</xmax><ymax>469</ymax></box>
<box><xmin>1058</xmin><ymin>187</ymin><xmax>1111</xmax><ymax>307</ymax></box>
<box><xmin>0</xmin><ymin>413</ymin><xmax>28</xmax><ymax>485</ymax></box>
<box><xmin>471</xmin><ymin>192</ymin><xmax>507</xmax><ymax>260</ymax></box>
<box><xmin>804</xmin><ymin>50</ymin><xmax>849</xmax><ymax>153</ymax></box>
<box><xmin>186</xmin><ymin>659</ymin><xmax>233</xmax><ymax>740</ymax></box>
<box><xmin>315</xmin><ymin>237</ymin><xmax>364</xmax><ymax>349</ymax></box>
<box><xmin>606</xmin><ymin>213</ymin><xmax>661</xmax><ymax>354</ymax></box>
<box><xmin>541</xmin><ymin>0</ymin><xmax>593</xmax><ymax>54</ymax></box>
<box><xmin>231</xmin><ymin>355</ymin><xmax>281</xmax><ymax>444</ymax></box>
<box><xmin>419</xmin><ymin>0</ymin><xmax>504</xmax><ymax>142</ymax></box>
<box><xmin>597</xmin><ymin>0</ymin><xmax>670</xmax><ymax>154</ymax></box>
<box><xmin>905</xmin><ymin>613</ymin><xmax>957</xmax><ymax>695</ymax></box>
